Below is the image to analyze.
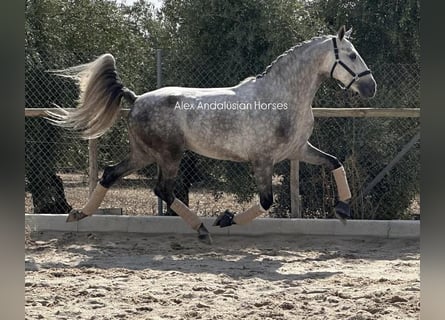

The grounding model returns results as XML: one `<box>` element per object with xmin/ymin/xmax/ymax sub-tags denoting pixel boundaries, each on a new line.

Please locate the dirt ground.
<box><xmin>25</xmin><ymin>231</ymin><xmax>419</xmax><ymax>320</ymax></box>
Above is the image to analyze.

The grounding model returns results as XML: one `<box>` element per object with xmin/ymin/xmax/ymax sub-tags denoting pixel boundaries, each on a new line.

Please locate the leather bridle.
<box><xmin>330</xmin><ymin>37</ymin><xmax>372</xmax><ymax>90</ymax></box>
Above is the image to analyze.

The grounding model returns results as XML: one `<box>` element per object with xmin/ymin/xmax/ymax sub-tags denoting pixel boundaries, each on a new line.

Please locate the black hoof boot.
<box><xmin>334</xmin><ymin>201</ymin><xmax>351</xmax><ymax>225</ymax></box>
<box><xmin>197</xmin><ymin>223</ymin><xmax>212</xmax><ymax>245</ymax></box>
<box><xmin>213</xmin><ymin>210</ymin><xmax>235</xmax><ymax>228</ymax></box>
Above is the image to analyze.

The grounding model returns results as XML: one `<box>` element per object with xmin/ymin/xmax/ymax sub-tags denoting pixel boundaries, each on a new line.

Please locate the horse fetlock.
<box><xmin>66</xmin><ymin>209</ymin><xmax>89</xmax><ymax>222</ymax></box>
<box><xmin>260</xmin><ymin>195</ymin><xmax>273</xmax><ymax>211</ymax></box>
<box><xmin>213</xmin><ymin>210</ymin><xmax>235</xmax><ymax>228</ymax></box>
<box><xmin>100</xmin><ymin>166</ymin><xmax>116</xmax><ymax>188</ymax></box>
<box><xmin>197</xmin><ymin>223</ymin><xmax>213</xmax><ymax>245</ymax></box>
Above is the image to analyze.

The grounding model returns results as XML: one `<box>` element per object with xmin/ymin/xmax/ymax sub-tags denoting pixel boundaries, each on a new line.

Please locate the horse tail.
<box><xmin>46</xmin><ymin>53</ymin><xmax>138</xmax><ymax>139</ymax></box>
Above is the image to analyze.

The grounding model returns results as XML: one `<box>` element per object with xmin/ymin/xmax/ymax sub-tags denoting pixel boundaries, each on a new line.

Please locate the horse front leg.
<box><xmin>155</xmin><ymin>161</ymin><xmax>212</xmax><ymax>245</ymax></box>
<box><xmin>214</xmin><ymin>161</ymin><xmax>273</xmax><ymax>227</ymax></box>
<box><xmin>299</xmin><ymin>142</ymin><xmax>352</xmax><ymax>222</ymax></box>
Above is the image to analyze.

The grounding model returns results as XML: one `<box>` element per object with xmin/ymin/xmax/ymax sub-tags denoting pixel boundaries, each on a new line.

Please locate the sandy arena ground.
<box><xmin>25</xmin><ymin>231</ymin><xmax>419</xmax><ymax>320</ymax></box>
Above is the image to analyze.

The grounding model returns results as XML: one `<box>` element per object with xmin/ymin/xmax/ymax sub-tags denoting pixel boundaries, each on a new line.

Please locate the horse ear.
<box><xmin>337</xmin><ymin>25</ymin><xmax>346</xmax><ymax>41</ymax></box>
<box><xmin>345</xmin><ymin>27</ymin><xmax>353</xmax><ymax>38</ymax></box>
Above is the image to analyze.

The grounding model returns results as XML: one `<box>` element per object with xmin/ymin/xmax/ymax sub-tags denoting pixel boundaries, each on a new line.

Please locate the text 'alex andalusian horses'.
<box><xmin>48</xmin><ymin>26</ymin><xmax>376</xmax><ymax>244</ymax></box>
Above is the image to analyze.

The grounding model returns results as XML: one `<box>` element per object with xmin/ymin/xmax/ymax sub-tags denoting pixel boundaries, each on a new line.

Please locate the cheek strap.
<box><xmin>330</xmin><ymin>37</ymin><xmax>372</xmax><ymax>90</ymax></box>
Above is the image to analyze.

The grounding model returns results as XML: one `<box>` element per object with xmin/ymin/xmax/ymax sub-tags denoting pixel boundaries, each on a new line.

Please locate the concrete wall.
<box><xmin>25</xmin><ymin>214</ymin><xmax>420</xmax><ymax>238</ymax></box>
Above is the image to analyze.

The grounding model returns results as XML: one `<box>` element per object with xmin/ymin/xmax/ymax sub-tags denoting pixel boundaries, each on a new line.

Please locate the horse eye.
<box><xmin>349</xmin><ymin>53</ymin><xmax>357</xmax><ymax>61</ymax></box>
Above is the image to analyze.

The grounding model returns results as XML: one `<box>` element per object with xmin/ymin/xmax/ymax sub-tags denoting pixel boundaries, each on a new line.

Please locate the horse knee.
<box><xmin>259</xmin><ymin>192</ymin><xmax>273</xmax><ymax>210</ymax></box>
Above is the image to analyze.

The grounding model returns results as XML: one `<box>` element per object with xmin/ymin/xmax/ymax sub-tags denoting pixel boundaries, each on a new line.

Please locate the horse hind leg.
<box><xmin>154</xmin><ymin>159</ymin><xmax>212</xmax><ymax>245</ymax></box>
<box><xmin>214</xmin><ymin>161</ymin><xmax>273</xmax><ymax>227</ymax></box>
<box><xmin>66</xmin><ymin>155</ymin><xmax>151</xmax><ymax>222</ymax></box>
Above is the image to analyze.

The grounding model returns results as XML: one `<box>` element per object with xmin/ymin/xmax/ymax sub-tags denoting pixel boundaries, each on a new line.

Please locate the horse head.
<box><xmin>328</xmin><ymin>25</ymin><xmax>377</xmax><ymax>98</ymax></box>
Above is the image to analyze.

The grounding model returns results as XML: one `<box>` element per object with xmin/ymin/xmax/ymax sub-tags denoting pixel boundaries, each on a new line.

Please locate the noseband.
<box><xmin>330</xmin><ymin>37</ymin><xmax>371</xmax><ymax>90</ymax></box>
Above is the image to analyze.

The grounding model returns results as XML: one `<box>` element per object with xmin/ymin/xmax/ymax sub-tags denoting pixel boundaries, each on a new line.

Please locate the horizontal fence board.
<box><xmin>312</xmin><ymin>108</ymin><xmax>420</xmax><ymax>118</ymax></box>
<box><xmin>25</xmin><ymin>107</ymin><xmax>420</xmax><ymax>118</ymax></box>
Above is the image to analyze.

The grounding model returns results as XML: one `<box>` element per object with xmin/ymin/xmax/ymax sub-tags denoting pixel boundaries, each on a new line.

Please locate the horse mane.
<box><xmin>256</xmin><ymin>35</ymin><xmax>330</xmax><ymax>79</ymax></box>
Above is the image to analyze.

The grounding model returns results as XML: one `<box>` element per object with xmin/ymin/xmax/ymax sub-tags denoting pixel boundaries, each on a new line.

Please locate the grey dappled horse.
<box><xmin>48</xmin><ymin>26</ymin><xmax>376</xmax><ymax>244</ymax></box>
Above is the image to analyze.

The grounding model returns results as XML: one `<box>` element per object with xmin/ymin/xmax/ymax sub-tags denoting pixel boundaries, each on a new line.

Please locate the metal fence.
<box><xmin>25</xmin><ymin>51</ymin><xmax>420</xmax><ymax>219</ymax></box>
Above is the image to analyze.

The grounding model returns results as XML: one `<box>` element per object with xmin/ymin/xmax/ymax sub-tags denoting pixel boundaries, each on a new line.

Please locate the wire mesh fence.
<box><xmin>25</xmin><ymin>50</ymin><xmax>420</xmax><ymax>219</ymax></box>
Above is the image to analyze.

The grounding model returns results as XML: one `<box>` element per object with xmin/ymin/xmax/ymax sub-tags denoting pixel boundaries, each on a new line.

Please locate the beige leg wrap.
<box><xmin>170</xmin><ymin>198</ymin><xmax>202</xmax><ymax>230</ymax></box>
<box><xmin>82</xmin><ymin>184</ymin><xmax>108</xmax><ymax>215</ymax></box>
<box><xmin>332</xmin><ymin>166</ymin><xmax>351</xmax><ymax>201</ymax></box>
<box><xmin>233</xmin><ymin>204</ymin><xmax>267</xmax><ymax>225</ymax></box>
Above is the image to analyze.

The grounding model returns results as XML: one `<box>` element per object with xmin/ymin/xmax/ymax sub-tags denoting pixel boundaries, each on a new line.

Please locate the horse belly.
<box><xmin>184</xmin><ymin>134</ymin><xmax>249</xmax><ymax>162</ymax></box>
<box><xmin>181</xmin><ymin>109</ymin><xmax>254</xmax><ymax>161</ymax></box>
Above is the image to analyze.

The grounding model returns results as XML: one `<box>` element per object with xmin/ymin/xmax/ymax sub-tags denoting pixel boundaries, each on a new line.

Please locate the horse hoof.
<box><xmin>213</xmin><ymin>210</ymin><xmax>235</xmax><ymax>228</ymax></box>
<box><xmin>198</xmin><ymin>233</ymin><xmax>213</xmax><ymax>245</ymax></box>
<box><xmin>334</xmin><ymin>201</ymin><xmax>351</xmax><ymax>225</ymax></box>
<box><xmin>197</xmin><ymin>223</ymin><xmax>213</xmax><ymax>245</ymax></box>
<box><xmin>66</xmin><ymin>210</ymin><xmax>89</xmax><ymax>222</ymax></box>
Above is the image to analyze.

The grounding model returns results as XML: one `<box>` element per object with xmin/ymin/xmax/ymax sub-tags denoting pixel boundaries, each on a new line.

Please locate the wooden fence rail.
<box><xmin>25</xmin><ymin>107</ymin><xmax>420</xmax><ymax>217</ymax></box>
<box><xmin>25</xmin><ymin>107</ymin><xmax>420</xmax><ymax>118</ymax></box>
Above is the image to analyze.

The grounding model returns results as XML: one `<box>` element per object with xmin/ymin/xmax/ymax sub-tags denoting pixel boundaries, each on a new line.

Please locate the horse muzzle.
<box><xmin>356</xmin><ymin>78</ymin><xmax>377</xmax><ymax>98</ymax></box>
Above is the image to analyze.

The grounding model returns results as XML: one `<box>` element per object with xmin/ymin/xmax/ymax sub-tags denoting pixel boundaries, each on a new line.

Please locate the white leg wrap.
<box><xmin>170</xmin><ymin>198</ymin><xmax>202</xmax><ymax>230</ymax></box>
<box><xmin>82</xmin><ymin>184</ymin><xmax>108</xmax><ymax>215</ymax></box>
<box><xmin>233</xmin><ymin>204</ymin><xmax>267</xmax><ymax>225</ymax></box>
<box><xmin>332</xmin><ymin>166</ymin><xmax>351</xmax><ymax>201</ymax></box>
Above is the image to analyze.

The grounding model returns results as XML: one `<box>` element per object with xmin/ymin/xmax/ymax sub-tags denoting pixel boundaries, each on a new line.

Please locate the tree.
<box><xmin>307</xmin><ymin>0</ymin><xmax>420</xmax><ymax>64</ymax></box>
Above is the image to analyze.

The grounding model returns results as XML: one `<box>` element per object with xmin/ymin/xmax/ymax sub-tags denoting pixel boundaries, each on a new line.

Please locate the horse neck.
<box><xmin>259</xmin><ymin>37</ymin><xmax>331</xmax><ymax>106</ymax></box>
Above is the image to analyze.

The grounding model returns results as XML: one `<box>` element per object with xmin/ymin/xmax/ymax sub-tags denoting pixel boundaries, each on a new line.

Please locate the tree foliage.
<box><xmin>160</xmin><ymin>0</ymin><xmax>326</xmax><ymax>84</ymax></box>
<box><xmin>307</xmin><ymin>0</ymin><xmax>420</xmax><ymax>64</ymax></box>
